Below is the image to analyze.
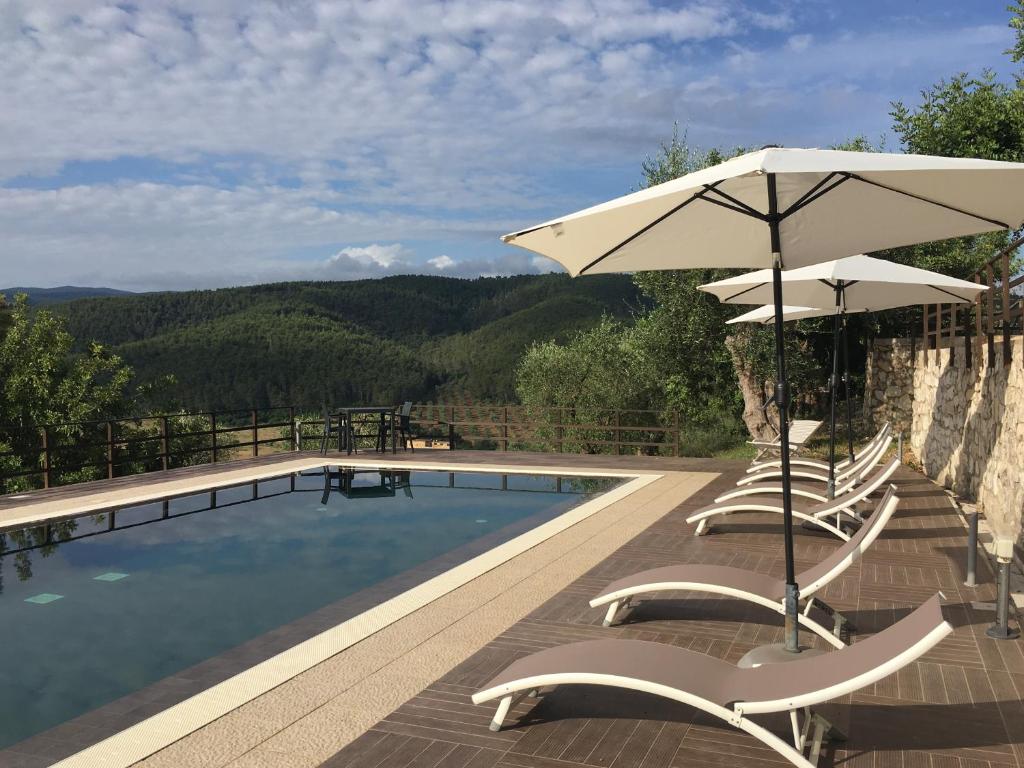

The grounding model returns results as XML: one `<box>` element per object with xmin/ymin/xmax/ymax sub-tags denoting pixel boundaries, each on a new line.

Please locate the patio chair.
<box><xmin>378</xmin><ymin>402</ymin><xmax>415</xmax><ymax>451</ymax></box>
<box><xmin>747</xmin><ymin>422</ymin><xmax>890</xmax><ymax>474</ymax></box>
<box><xmin>473</xmin><ymin>593</ymin><xmax>951</xmax><ymax>768</ymax></box>
<box><xmin>734</xmin><ymin>427</ymin><xmax>892</xmax><ymax>490</ymax></box>
<box><xmin>318</xmin><ymin>408</ymin><xmax>345</xmax><ymax>455</ymax></box>
<box><xmin>590</xmin><ymin>485</ymin><xmax>901</xmax><ymax>644</ymax></box>
<box><xmin>748</xmin><ymin>418</ymin><xmax>823</xmax><ymax>463</ymax></box>
<box><xmin>686</xmin><ymin>457</ymin><xmax>900</xmax><ymax>539</ymax></box>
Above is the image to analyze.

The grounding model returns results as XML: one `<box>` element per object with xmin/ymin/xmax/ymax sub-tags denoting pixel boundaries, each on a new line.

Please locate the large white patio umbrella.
<box><xmin>701</xmin><ymin>255</ymin><xmax>987</xmax><ymax>498</ymax></box>
<box><xmin>502</xmin><ymin>147</ymin><xmax>1024</xmax><ymax>654</ymax></box>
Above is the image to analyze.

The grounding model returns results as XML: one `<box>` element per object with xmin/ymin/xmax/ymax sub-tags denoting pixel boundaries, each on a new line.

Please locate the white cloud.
<box><xmin>427</xmin><ymin>255</ymin><xmax>455</xmax><ymax>270</ymax></box>
<box><xmin>0</xmin><ymin>1</ymin><xmax>1014</xmax><ymax>289</ymax></box>
<box><xmin>330</xmin><ymin>244</ymin><xmax>410</xmax><ymax>269</ymax></box>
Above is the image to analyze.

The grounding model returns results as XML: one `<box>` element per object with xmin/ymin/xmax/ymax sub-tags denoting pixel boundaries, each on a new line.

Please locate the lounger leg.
<box><xmin>489</xmin><ymin>696</ymin><xmax>512</xmax><ymax>732</ymax></box>
<box><xmin>813</xmin><ymin>598</ymin><xmax>857</xmax><ymax>638</ymax></box>
<box><xmin>735</xmin><ymin>715</ymin><xmax>817</xmax><ymax>768</ymax></box>
<box><xmin>602</xmin><ymin>597</ymin><xmax>633</xmax><ymax>627</ymax></box>
<box><xmin>695</xmin><ymin>518</ymin><xmax>709</xmax><ymax>536</ymax></box>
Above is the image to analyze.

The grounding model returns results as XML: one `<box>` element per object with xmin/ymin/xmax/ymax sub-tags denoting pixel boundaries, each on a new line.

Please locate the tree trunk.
<box><xmin>725</xmin><ymin>335</ymin><xmax>776</xmax><ymax>441</ymax></box>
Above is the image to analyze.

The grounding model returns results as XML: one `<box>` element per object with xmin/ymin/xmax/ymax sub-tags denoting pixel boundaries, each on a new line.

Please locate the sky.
<box><xmin>0</xmin><ymin>0</ymin><xmax>1018</xmax><ymax>291</ymax></box>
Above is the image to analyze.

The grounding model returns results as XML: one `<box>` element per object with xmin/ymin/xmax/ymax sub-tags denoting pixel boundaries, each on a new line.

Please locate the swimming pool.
<box><xmin>0</xmin><ymin>467</ymin><xmax>623</xmax><ymax>750</ymax></box>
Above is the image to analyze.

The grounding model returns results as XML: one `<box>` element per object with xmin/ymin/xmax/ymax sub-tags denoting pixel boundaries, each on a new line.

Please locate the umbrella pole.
<box><xmin>842</xmin><ymin>314</ymin><xmax>855</xmax><ymax>463</ymax></box>
<box><xmin>827</xmin><ymin>287</ymin><xmax>841</xmax><ymax>500</ymax></box>
<box><xmin>767</xmin><ymin>173</ymin><xmax>800</xmax><ymax>654</ymax></box>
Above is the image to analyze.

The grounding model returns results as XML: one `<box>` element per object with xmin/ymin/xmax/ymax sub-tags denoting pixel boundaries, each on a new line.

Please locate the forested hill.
<box><xmin>50</xmin><ymin>273</ymin><xmax>643</xmax><ymax>409</ymax></box>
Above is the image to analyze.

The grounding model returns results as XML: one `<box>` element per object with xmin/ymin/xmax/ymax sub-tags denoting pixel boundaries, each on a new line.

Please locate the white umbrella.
<box><xmin>727</xmin><ymin>305</ymin><xmax>850</xmax><ymax>324</ymax></box>
<box><xmin>699</xmin><ymin>254</ymin><xmax>986</xmax><ymax>308</ymax></box>
<box><xmin>502</xmin><ymin>147</ymin><xmax>1024</xmax><ymax>654</ymax></box>
<box><xmin>701</xmin><ymin>255</ymin><xmax>987</xmax><ymax>497</ymax></box>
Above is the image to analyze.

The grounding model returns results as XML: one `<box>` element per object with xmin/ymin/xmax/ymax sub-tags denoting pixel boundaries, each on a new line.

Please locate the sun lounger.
<box><xmin>687</xmin><ymin>457</ymin><xmax>900</xmax><ymax>539</ymax></box>
<box><xmin>747</xmin><ymin>422</ymin><xmax>890</xmax><ymax>474</ymax></box>
<box><xmin>473</xmin><ymin>594</ymin><xmax>951</xmax><ymax>767</ymax></box>
<box><xmin>589</xmin><ymin>486</ymin><xmax>900</xmax><ymax>644</ymax></box>
<box><xmin>735</xmin><ymin>427</ymin><xmax>892</xmax><ymax>489</ymax></box>
<box><xmin>749</xmin><ymin>418</ymin><xmax>823</xmax><ymax>463</ymax></box>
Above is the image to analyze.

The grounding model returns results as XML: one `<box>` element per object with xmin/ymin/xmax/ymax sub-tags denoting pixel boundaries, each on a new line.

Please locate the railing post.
<box><xmin>502</xmin><ymin>406</ymin><xmax>508</xmax><ymax>451</ymax></box>
<box><xmin>251</xmin><ymin>408</ymin><xmax>258</xmax><ymax>457</ymax></box>
<box><xmin>986</xmin><ymin>263</ymin><xmax>996</xmax><ymax>367</ymax></box>
<box><xmin>558</xmin><ymin>407</ymin><xmax>565</xmax><ymax>453</ymax></box>
<box><xmin>448</xmin><ymin>405</ymin><xmax>455</xmax><ymax>450</ymax></box>
<box><xmin>964</xmin><ymin>511</ymin><xmax>978</xmax><ymax>588</ymax></box>
<box><xmin>289</xmin><ymin>406</ymin><xmax>296</xmax><ymax>451</ymax></box>
<box><xmin>210</xmin><ymin>412</ymin><xmax>218</xmax><ymax>463</ymax></box>
<box><xmin>1001</xmin><ymin>250</ymin><xmax>1012</xmax><ymax>364</ymax></box>
<box><xmin>947</xmin><ymin>303</ymin><xmax>956</xmax><ymax>366</ymax></box>
<box><xmin>41</xmin><ymin>426</ymin><xmax>52</xmax><ymax>489</ymax></box>
<box><xmin>673</xmin><ymin>410</ymin><xmax>680</xmax><ymax>457</ymax></box>
<box><xmin>614</xmin><ymin>410</ymin><xmax>621</xmax><ymax>455</ymax></box>
<box><xmin>974</xmin><ymin>274</ymin><xmax>984</xmax><ymax>367</ymax></box>
<box><xmin>160</xmin><ymin>416</ymin><xmax>170</xmax><ymax>471</ymax></box>
<box><xmin>964</xmin><ymin>298</ymin><xmax>973</xmax><ymax>369</ymax></box>
<box><xmin>106</xmin><ymin>420</ymin><xmax>115</xmax><ymax>479</ymax></box>
<box><xmin>921</xmin><ymin>304</ymin><xmax>929</xmax><ymax>364</ymax></box>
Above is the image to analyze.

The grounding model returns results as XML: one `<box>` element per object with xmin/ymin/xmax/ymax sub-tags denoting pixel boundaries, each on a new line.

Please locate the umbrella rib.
<box><xmin>722</xmin><ymin>284</ymin><xmax>765</xmax><ymax>303</ymax></box>
<box><xmin>928</xmin><ymin>284</ymin><xmax>976</xmax><ymax>303</ymax></box>
<box><xmin>779</xmin><ymin>172</ymin><xmax>848</xmax><ymax>219</ymax></box>
<box><xmin>845</xmin><ymin>173</ymin><xmax>1011</xmax><ymax>229</ymax></box>
<box><xmin>700</xmin><ymin>186</ymin><xmax>767</xmax><ymax>220</ymax></box>
<box><xmin>577</xmin><ymin>182</ymin><xmax>723</xmax><ymax>275</ymax></box>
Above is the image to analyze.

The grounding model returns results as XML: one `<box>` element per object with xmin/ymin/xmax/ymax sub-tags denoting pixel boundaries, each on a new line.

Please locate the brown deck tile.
<box><xmin>319</xmin><ymin>463</ymin><xmax>1024</xmax><ymax>768</ymax></box>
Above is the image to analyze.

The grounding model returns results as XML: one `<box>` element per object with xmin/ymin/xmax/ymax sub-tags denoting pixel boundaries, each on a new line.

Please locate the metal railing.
<box><xmin>916</xmin><ymin>237</ymin><xmax>1024</xmax><ymax>368</ymax></box>
<box><xmin>2</xmin><ymin>403</ymin><xmax>685</xmax><ymax>493</ymax></box>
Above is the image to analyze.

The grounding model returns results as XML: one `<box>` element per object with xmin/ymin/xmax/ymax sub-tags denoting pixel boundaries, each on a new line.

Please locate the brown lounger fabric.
<box><xmin>594</xmin><ymin>563</ymin><xmax>786</xmax><ymax>604</ymax></box>
<box><xmin>480</xmin><ymin>595</ymin><xmax>947</xmax><ymax>709</ymax></box>
<box><xmin>703</xmin><ymin>458</ymin><xmax>899</xmax><ymax>519</ymax></box>
<box><xmin>594</xmin><ymin>485</ymin><xmax>897</xmax><ymax>605</ymax></box>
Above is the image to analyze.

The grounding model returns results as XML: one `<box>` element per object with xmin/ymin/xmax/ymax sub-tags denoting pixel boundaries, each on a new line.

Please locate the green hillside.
<box><xmin>51</xmin><ymin>273</ymin><xmax>643</xmax><ymax>410</ymax></box>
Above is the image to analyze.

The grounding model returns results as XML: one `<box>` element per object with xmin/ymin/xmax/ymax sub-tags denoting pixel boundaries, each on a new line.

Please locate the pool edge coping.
<box><xmin>43</xmin><ymin>459</ymin><xmax>666</xmax><ymax>768</ymax></box>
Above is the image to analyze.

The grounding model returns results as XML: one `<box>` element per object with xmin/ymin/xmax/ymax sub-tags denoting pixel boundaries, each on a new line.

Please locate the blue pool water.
<box><xmin>0</xmin><ymin>468</ymin><xmax>621</xmax><ymax>749</ymax></box>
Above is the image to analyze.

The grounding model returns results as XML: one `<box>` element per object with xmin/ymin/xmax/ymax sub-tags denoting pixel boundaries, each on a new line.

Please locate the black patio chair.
<box><xmin>379</xmin><ymin>401</ymin><xmax>415</xmax><ymax>451</ymax></box>
<box><xmin>319</xmin><ymin>408</ymin><xmax>345</xmax><ymax>454</ymax></box>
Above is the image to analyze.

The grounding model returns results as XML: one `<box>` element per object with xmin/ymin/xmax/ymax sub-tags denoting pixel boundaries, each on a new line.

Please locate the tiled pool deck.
<box><xmin>1</xmin><ymin>450</ymin><xmax>1022</xmax><ymax>767</ymax></box>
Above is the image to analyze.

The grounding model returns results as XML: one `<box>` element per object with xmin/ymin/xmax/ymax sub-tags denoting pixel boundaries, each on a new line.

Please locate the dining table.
<box><xmin>336</xmin><ymin>406</ymin><xmax>397</xmax><ymax>455</ymax></box>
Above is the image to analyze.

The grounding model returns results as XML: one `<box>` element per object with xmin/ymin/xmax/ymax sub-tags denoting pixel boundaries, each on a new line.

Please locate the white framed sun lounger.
<box><xmin>687</xmin><ymin>458</ymin><xmax>900</xmax><ymax>539</ymax></box>
<box><xmin>749</xmin><ymin>419</ymin><xmax>823</xmax><ymax>462</ymax></box>
<box><xmin>736</xmin><ymin>429</ymin><xmax>892</xmax><ymax>489</ymax></box>
<box><xmin>589</xmin><ymin>486</ymin><xmax>901</xmax><ymax>645</ymax></box>
<box><xmin>747</xmin><ymin>422</ymin><xmax>890</xmax><ymax>474</ymax></box>
<box><xmin>473</xmin><ymin>594</ymin><xmax>951</xmax><ymax>768</ymax></box>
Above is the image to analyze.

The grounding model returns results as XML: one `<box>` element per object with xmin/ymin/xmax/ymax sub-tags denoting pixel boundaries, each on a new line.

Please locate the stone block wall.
<box><xmin>867</xmin><ymin>336</ymin><xmax>1023</xmax><ymax>547</ymax></box>
<box><xmin>863</xmin><ymin>338</ymin><xmax>915</xmax><ymax>435</ymax></box>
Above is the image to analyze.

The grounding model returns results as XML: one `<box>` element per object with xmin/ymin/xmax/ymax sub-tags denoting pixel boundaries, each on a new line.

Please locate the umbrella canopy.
<box><xmin>704</xmin><ymin>256</ymin><xmax>987</xmax><ymax>497</ymax></box>
<box><xmin>699</xmin><ymin>254</ymin><xmax>987</xmax><ymax>307</ymax></box>
<box><xmin>727</xmin><ymin>305</ymin><xmax>850</xmax><ymax>324</ymax></box>
<box><xmin>503</xmin><ymin>148</ymin><xmax>1024</xmax><ymax>276</ymax></box>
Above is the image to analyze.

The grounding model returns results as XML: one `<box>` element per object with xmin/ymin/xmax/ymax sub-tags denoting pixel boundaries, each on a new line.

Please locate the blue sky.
<box><xmin>0</xmin><ymin>0</ymin><xmax>1017</xmax><ymax>290</ymax></box>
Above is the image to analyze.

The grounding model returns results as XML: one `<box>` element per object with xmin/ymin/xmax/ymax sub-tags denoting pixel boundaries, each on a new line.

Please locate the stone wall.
<box><xmin>867</xmin><ymin>336</ymin><xmax>1024</xmax><ymax>547</ymax></box>
<box><xmin>863</xmin><ymin>338</ymin><xmax>915</xmax><ymax>435</ymax></box>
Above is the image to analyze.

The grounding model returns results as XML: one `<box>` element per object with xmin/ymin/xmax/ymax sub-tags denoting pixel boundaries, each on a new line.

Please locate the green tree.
<box><xmin>0</xmin><ymin>294</ymin><xmax>133</xmax><ymax>490</ymax></box>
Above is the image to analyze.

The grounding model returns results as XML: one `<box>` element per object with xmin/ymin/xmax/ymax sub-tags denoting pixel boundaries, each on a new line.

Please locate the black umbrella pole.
<box><xmin>771</xmin><ymin>257</ymin><xmax>800</xmax><ymax>653</ymax></box>
<box><xmin>842</xmin><ymin>315</ymin><xmax>855</xmax><ymax>462</ymax></box>
<box><xmin>827</xmin><ymin>307</ymin><xmax>840</xmax><ymax>500</ymax></box>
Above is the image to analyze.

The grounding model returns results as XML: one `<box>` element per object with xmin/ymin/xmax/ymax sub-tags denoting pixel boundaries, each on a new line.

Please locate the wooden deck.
<box><xmin>321</xmin><ymin>459</ymin><xmax>1024</xmax><ymax>768</ymax></box>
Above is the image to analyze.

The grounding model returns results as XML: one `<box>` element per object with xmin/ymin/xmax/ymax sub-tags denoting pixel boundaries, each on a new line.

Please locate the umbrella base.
<box><xmin>737</xmin><ymin>642</ymin><xmax>828</xmax><ymax>668</ymax></box>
